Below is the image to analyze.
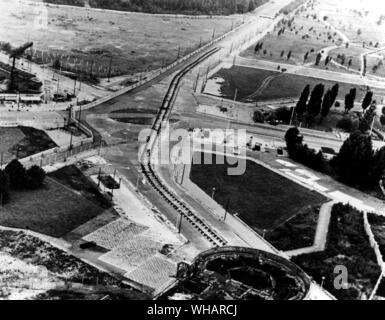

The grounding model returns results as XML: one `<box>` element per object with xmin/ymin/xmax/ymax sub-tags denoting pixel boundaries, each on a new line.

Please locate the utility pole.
<box><xmin>212</xmin><ymin>28</ymin><xmax>216</xmax><ymax>40</ymax></box>
<box><xmin>289</xmin><ymin>105</ymin><xmax>296</xmax><ymax>126</ymax></box>
<box><xmin>177</xmin><ymin>213</ymin><xmax>183</xmax><ymax>233</ymax></box>
<box><xmin>69</xmin><ymin>131</ymin><xmax>73</xmax><ymax>151</ymax></box>
<box><xmin>223</xmin><ymin>198</ymin><xmax>230</xmax><ymax>221</ymax></box>
<box><xmin>370</xmin><ymin>116</ymin><xmax>376</xmax><ymax>137</ymax></box>
<box><xmin>78</xmin><ymin>104</ymin><xmax>82</xmax><ymax>122</ymax></box>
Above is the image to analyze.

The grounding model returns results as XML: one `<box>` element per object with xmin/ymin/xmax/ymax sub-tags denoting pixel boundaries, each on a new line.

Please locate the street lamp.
<box><xmin>211</xmin><ymin>186</ymin><xmax>216</xmax><ymax>199</ymax></box>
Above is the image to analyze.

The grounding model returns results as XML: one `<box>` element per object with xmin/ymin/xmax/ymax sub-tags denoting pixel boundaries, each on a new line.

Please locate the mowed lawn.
<box><xmin>0</xmin><ymin>126</ymin><xmax>57</xmax><ymax>163</ymax></box>
<box><xmin>0</xmin><ymin>178</ymin><xmax>105</xmax><ymax>238</ymax></box>
<box><xmin>209</xmin><ymin>65</ymin><xmax>376</xmax><ymax>102</ymax></box>
<box><xmin>190</xmin><ymin>153</ymin><xmax>326</xmax><ymax>231</ymax></box>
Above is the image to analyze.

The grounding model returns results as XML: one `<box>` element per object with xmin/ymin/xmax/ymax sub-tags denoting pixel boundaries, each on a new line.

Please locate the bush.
<box><xmin>26</xmin><ymin>166</ymin><xmax>46</xmax><ymax>190</ymax></box>
<box><xmin>274</xmin><ymin>107</ymin><xmax>292</xmax><ymax>123</ymax></box>
<box><xmin>0</xmin><ymin>170</ymin><xmax>10</xmax><ymax>205</ymax></box>
<box><xmin>336</xmin><ymin>117</ymin><xmax>358</xmax><ymax>133</ymax></box>
<box><xmin>252</xmin><ymin>110</ymin><xmax>265</xmax><ymax>123</ymax></box>
<box><xmin>4</xmin><ymin>160</ymin><xmax>46</xmax><ymax>191</ymax></box>
<box><xmin>5</xmin><ymin>159</ymin><xmax>27</xmax><ymax>190</ymax></box>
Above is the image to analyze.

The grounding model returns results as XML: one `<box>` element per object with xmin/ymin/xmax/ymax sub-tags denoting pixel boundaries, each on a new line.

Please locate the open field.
<box><xmin>0</xmin><ymin>229</ymin><xmax>147</xmax><ymax>300</ymax></box>
<box><xmin>292</xmin><ymin>203</ymin><xmax>381</xmax><ymax>300</ymax></box>
<box><xmin>0</xmin><ymin>0</ymin><xmax>244</xmax><ymax>78</ymax></box>
<box><xmin>190</xmin><ymin>152</ymin><xmax>326</xmax><ymax>231</ymax></box>
<box><xmin>0</xmin><ymin>175</ymin><xmax>108</xmax><ymax>238</ymax></box>
<box><xmin>205</xmin><ymin>65</ymin><xmax>372</xmax><ymax>102</ymax></box>
<box><xmin>309</xmin><ymin>0</ymin><xmax>385</xmax><ymax>76</ymax></box>
<box><xmin>314</xmin><ymin>0</ymin><xmax>385</xmax><ymax>47</ymax></box>
<box><xmin>265</xmin><ymin>205</ymin><xmax>321</xmax><ymax>251</ymax></box>
<box><xmin>240</xmin><ymin>15</ymin><xmax>341</xmax><ymax>66</ymax></box>
<box><xmin>0</xmin><ymin>126</ymin><xmax>57</xmax><ymax>163</ymax></box>
<box><xmin>48</xmin><ymin>165</ymin><xmax>112</xmax><ymax>209</ymax></box>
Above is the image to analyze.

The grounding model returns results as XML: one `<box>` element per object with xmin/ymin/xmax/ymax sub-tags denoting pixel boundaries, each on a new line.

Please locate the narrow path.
<box><xmin>241</xmin><ymin>73</ymin><xmax>283</xmax><ymax>102</ymax></box>
<box><xmin>285</xmin><ymin>201</ymin><xmax>334</xmax><ymax>257</ymax></box>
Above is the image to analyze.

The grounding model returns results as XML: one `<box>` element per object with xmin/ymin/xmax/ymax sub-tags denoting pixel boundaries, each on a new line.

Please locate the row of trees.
<box><xmin>294</xmin><ymin>83</ymin><xmax>339</xmax><ymax>125</ymax></box>
<box><xmin>46</xmin><ymin>0</ymin><xmax>268</xmax><ymax>15</ymax></box>
<box><xmin>285</xmin><ymin>126</ymin><xmax>385</xmax><ymax>190</ymax></box>
<box><xmin>284</xmin><ymin>127</ymin><xmax>327</xmax><ymax>172</ymax></box>
<box><xmin>0</xmin><ymin>160</ymin><xmax>46</xmax><ymax>205</ymax></box>
<box><xmin>294</xmin><ymin>82</ymin><xmax>376</xmax><ymax>126</ymax></box>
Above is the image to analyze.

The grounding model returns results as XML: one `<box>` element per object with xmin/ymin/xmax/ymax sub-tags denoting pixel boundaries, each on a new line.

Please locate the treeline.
<box><xmin>285</xmin><ymin>126</ymin><xmax>385</xmax><ymax>191</ymax></box>
<box><xmin>0</xmin><ymin>160</ymin><xmax>46</xmax><ymax>205</ymax></box>
<box><xmin>43</xmin><ymin>0</ymin><xmax>267</xmax><ymax>15</ymax></box>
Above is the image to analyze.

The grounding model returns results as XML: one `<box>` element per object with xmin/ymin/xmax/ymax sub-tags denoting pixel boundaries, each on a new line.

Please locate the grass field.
<box><xmin>265</xmin><ymin>205</ymin><xmax>321</xmax><ymax>251</ymax></box>
<box><xmin>48</xmin><ymin>165</ymin><xmax>112</xmax><ymax>209</ymax></box>
<box><xmin>207</xmin><ymin>65</ymin><xmax>372</xmax><ymax>102</ymax></box>
<box><xmin>1</xmin><ymin>0</ymin><xmax>243</xmax><ymax>77</ymax></box>
<box><xmin>241</xmin><ymin>15</ymin><xmax>340</xmax><ymax>66</ymax></box>
<box><xmin>0</xmin><ymin>176</ymin><xmax>107</xmax><ymax>238</ymax></box>
<box><xmin>0</xmin><ymin>126</ymin><xmax>57</xmax><ymax>163</ymax></box>
<box><xmin>190</xmin><ymin>152</ymin><xmax>326</xmax><ymax>231</ymax></box>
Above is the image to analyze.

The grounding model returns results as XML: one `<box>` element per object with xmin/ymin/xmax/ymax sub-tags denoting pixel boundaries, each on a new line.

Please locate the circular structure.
<box><xmin>160</xmin><ymin>246</ymin><xmax>311</xmax><ymax>300</ymax></box>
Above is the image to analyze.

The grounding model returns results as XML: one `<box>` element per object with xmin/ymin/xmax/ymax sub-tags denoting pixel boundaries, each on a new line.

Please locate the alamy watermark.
<box><xmin>138</xmin><ymin>124</ymin><xmax>247</xmax><ymax>176</ymax></box>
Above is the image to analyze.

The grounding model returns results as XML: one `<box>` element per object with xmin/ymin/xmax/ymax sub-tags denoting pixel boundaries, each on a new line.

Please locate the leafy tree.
<box><xmin>274</xmin><ymin>106</ymin><xmax>292</xmax><ymax>123</ymax></box>
<box><xmin>370</xmin><ymin>146</ymin><xmax>385</xmax><ymax>186</ymax></box>
<box><xmin>295</xmin><ymin>84</ymin><xmax>310</xmax><ymax>119</ymax></box>
<box><xmin>26</xmin><ymin>165</ymin><xmax>46</xmax><ymax>189</ymax></box>
<box><xmin>359</xmin><ymin>102</ymin><xmax>376</xmax><ymax>133</ymax></box>
<box><xmin>252</xmin><ymin>110</ymin><xmax>265</xmax><ymax>123</ymax></box>
<box><xmin>307</xmin><ymin>83</ymin><xmax>324</xmax><ymax>118</ymax></box>
<box><xmin>287</xmin><ymin>50</ymin><xmax>292</xmax><ymax>60</ymax></box>
<box><xmin>5</xmin><ymin>159</ymin><xmax>27</xmax><ymax>190</ymax></box>
<box><xmin>284</xmin><ymin>127</ymin><xmax>326</xmax><ymax>172</ymax></box>
<box><xmin>304</xmin><ymin>51</ymin><xmax>309</xmax><ymax>62</ymax></box>
<box><xmin>320</xmin><ymin>89</ymin><xmax>332</xmax><ymax>120</ymax></box>
<box><xmin>362</xmin><ymin>91</ymin><xmax>373</xmax><ymax>111</ymax></box>
<box><xmin>331</xmin><ymin>131</ymin><xmax>373</xmax><ymax>187</ymax></box>
<box><xmin>280</xmin><ymin>50</ymin><xmax>285</xmax><ymax>57</ymax></box>
<box><xmin>330</xmin><ymin>83</ymin><xmax>339</xmax><ymax>105</ymax></box>
<box><xmin>285</xmin><ymin>127</ymin><xmax>303</xmax><ymax>152</ymax></box>
<box><xmin>52</xmin><ymin>58</ymin><xmax>61</xmax><ymax>70</ymax></box>
<box><xmin>336</xmin><ymin>116</ymin><xmax>358</xmax><ymax>133</ymax></box>
<box><xmin>350</xmin><ymin>87</ymin><xmax>357</xmax><ymax>101</ymax></box>
<box><xmin>315</xmin><ymin>52</ymin><xmax>322</xmax><ymax>66</ymax></box>
<box><xmin>0</xmin><ymin>170</ymin><xmax>10</xmax><ymax>205</ymax></box>
<box><xmin>344</xmin><ymin>88</ymin><xmax>356</xmax><ymax>113</ymax></box>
